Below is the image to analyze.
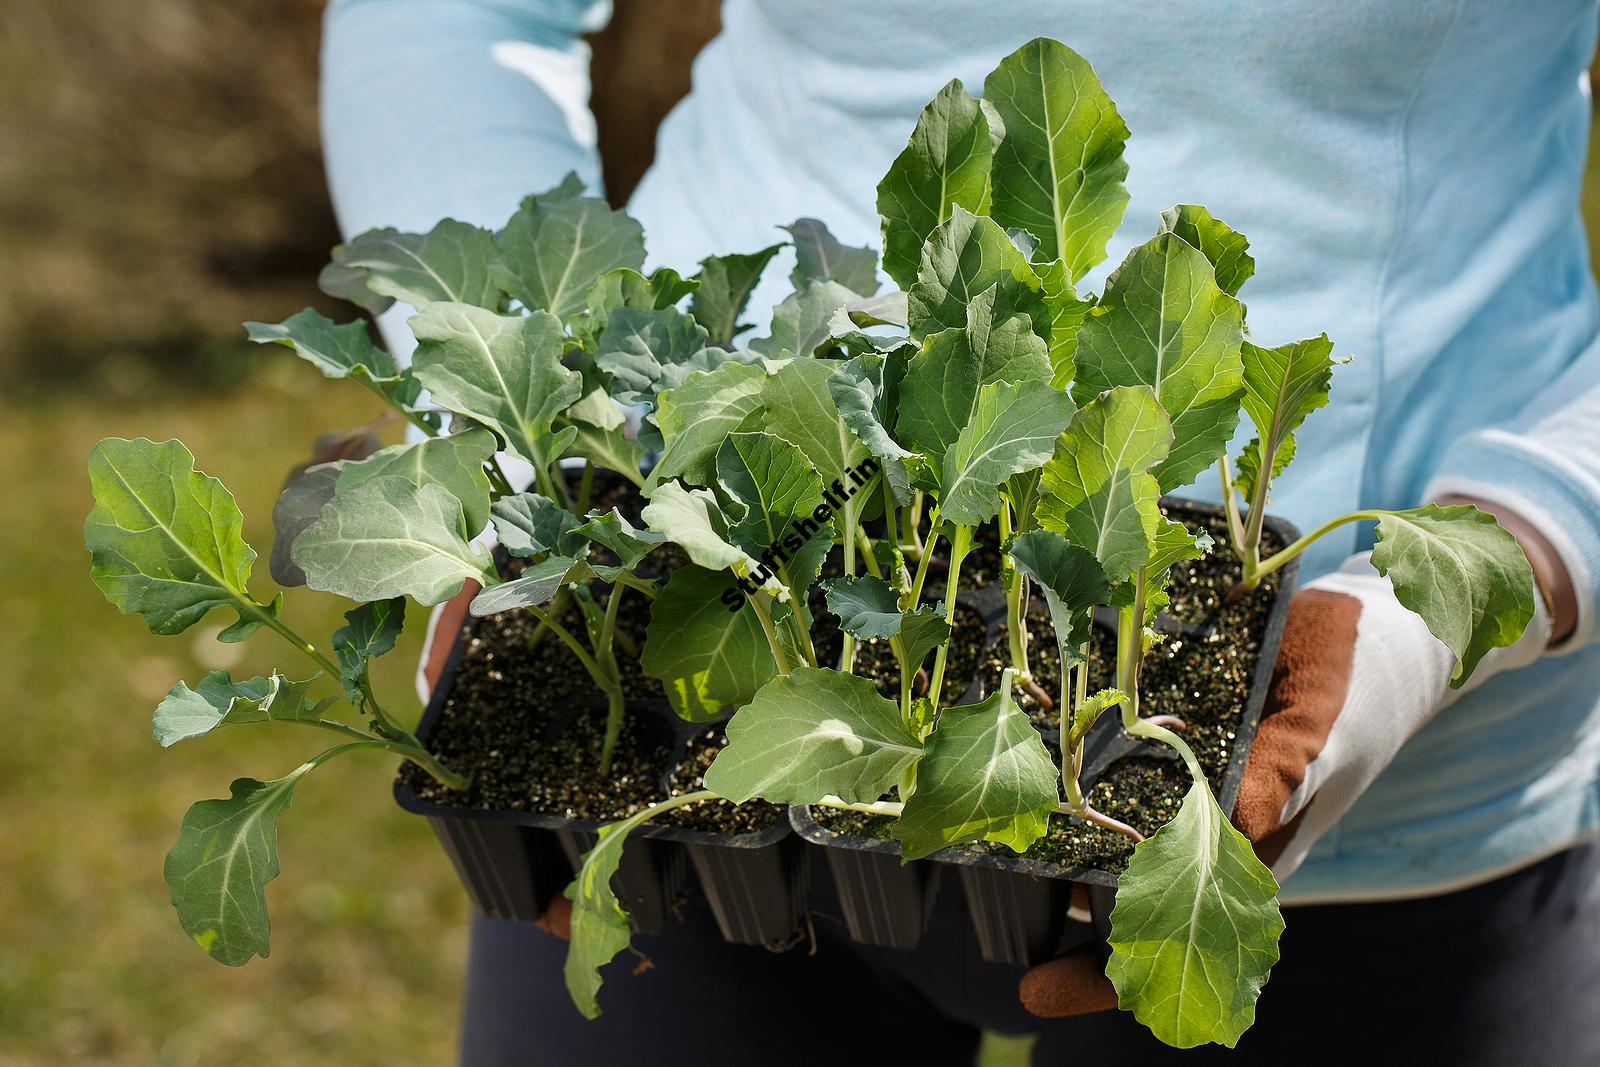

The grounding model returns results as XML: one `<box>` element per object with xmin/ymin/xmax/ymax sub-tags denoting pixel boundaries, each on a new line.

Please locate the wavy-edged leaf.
<box><xmin>1035</xmin><ymin>387</ymin><xmax>1171</xmax><ymax>580</ymax></box>
<box><xmin>894</xmin><ymin>677</ymin><xmax>1059</xmax><ymax>860</ymax></box>
<box><xmin>269</xmin><ymin>462</ymin><xmax>343</xmax><ymax>588</ymax></box>
<box><xmin>877</xmin><ymin>78</ymin><xmax>996</xmax><ymax>291</ymax></box>
<box><xmin>828</xmin><ymin>352</ymin><xmax>914</xmax><ymax>503</ymax></box>
<box><xmin>153</xmin><ymin>670</ymin><xmax>325</xmax><ymax>748</ymax></box>
<box><xmin>641</xmin><ymin>565</ymin><xmax>790</xmax><ymax>722</ymax></box>
<box><xmin>573</xmin><ymin>508</ymin><xmax>665</xmax><ymax>570</ymax></box>
<box><xmin>1073</xmin><ymin>232</ymin><xmax>1245</xmax><ymax>491</ymax></box>
<box><xmin>938</xmin><ymin>379</ymin><xmax>1076</xmax><ymax>525</ymax></box>
<box><xmin>329</xmin><ymin>219</ymin><xmax>504</xmax><ymax>310</ymax></box>
<box><xmin>647</xmin><ymin>360</ymin><xmax>769</xmax><ymax>490</ymax></box>
<box><xmin>331</xmin><ymin>598</ymin><xmax>405</xmax><ymax>699</ymax></box>
<box><xmin>1037</xmin><ymin>260</ymin><xmax>1095</xmax><ymax>389</ymax></box>
<box><xmin>490</xmin><ymin>492</ymin><xmax>584</xmax><ymax>559</ymax></box>
<box><xmin>560</xmin><ymin>387</ymin><xmax>646</xmax><ymax>483</ymax></box>
<box><xmin>758</xmin><ymin>358</ymin><xmax>871</xmax><ymax>503</ymax></box>
<box><xmin>819</xmin><ymin>575</ymin><xmax>901</xmax><ymax>639</ymax></box>
<box><xmin>1237</xmin><ymin>335</ymin><xmax>1338</xmax><ymax>501</ymax></box>
<box><xmin>410</xmin><ymin>303</ymin><xmax>582</xmax><ymax>473</ymax></box>
<box><xmin>1146</xmin><ymin>517</ymin><xmax>1214</xmax><ymax>575</ymax></box>
<box><xmin>1008</xmin><ymin>529</ymin><xmax>1111</xmax><ymax>666</ymax></box>
<box><xmin>1070</xmin><ymin>687</ymin><xmax>1127</xmax><ymax>747</ymax></box>
<box><xmin>690</xmin><ymin>243</ymin><xmax>784</xmax><ymax>344</ymax></box>
<box><xmin>564</xmin><ymin>800</ymin><xmax>672</xmax><ymax>1018</ymax></box>
<box><xmin>1159</xmin><ymin>205</ymin><xmax>1254</xmax><ymax>298</ymax></box>
<box><xmin>86</xmin><ymin>438</ymin><xmax>261</xmax><ymax>637</ymax></box>
<box><xmin>594</xmin><ymin>306</ymin><xmax>712</xmax><ymax>406</ymax></box>
<box><xmin>245</xmin><ymin>309</ymin><xmax>398</xmax><ymax>384</ymax></box>
<box><xmin>898</xmin><ymin>606</ymin><xmax>954</xmax><ymax>678</ymax></box>
<box><xmin>293</xmin><ymin>476</ymin><xmax>495</xmax><ymax>606</ymax></box>
<box><xmin>751</xmin><ymin>280</ymin><xmax>857</xmax><ymax>358</ymax></box>
<box><xmin>579</xmin><ymin>266</ymin><xmax>698</xmax><ymax>343</ymax></box>
<box><xmin>1107</xmin><ymin>774</ymin><xmax>1283</xmax><ymax>1048</ymax></box>
<box><xmin>704</xmin><ymin>666</ymin><xmax>921</xmax><ymax>804</ymax></box>
<box><xmin>907</xmin><ymin>206</ymin><xmax>1047</xmax><ymax>341</ymax></box>
<box><xmin>984</xmin><ymin>37</ymin><xmax>1130</xmax><ymax>282</ymax></box>
<box><xmin>1372</xmin><ymin>505</ymin><xmax>1536</xmax><ymax>686</ymax></box>
<box><xmin>785</xmin><ymin>218</ymin><xmax>879</xmax><ymax>297</ymax></box>
<box><xmin>717</xmin><ymin>431</ymin><xmax>830</xmax><ymax>592</ymax></box>
<box><xmin>335</xmin><ymin>426</ymin><xmax>497</xmax><ymax>535</ymax></box>
<box><xmin>491</xmin><ymin>183</ymin><xmax>645</xmax><ymax>319</ymax></box>
<box><xmin>470</xmin><ymin>555</ymin><xmax>596</xmax><ymax>616</ymax></box>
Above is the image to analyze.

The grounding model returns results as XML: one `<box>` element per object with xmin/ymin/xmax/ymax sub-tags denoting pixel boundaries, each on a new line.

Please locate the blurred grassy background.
<box><xmin>1</xmin><ymin>3</ymin><xmax>1598</xmax><ymax>1065</ymax></box>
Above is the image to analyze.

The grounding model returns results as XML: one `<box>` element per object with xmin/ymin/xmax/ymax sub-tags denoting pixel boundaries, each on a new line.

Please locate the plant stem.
<box><xmin>926</xmin><ymin>523</ymin><xmax>972</xmax><ymax>709</ymax></box>
<box><xmin>597</xmin><ymin>584</ymin><xmax>627</xmax><ymax>775</ymax></box>
<box><xmin>1057</xmin><ymin>801</ymin><xmax>1145</xmax><ymax>842</ymax></box>
<box><xmin>576</xmin><ymin>460</ymin><xmax>595</xmax><ymax>513</ymax></box>
<box><xmin>355</xmin><ymin>376</ymin><xmax>438</xmax><ymax>439</ymax></box>
<box><xmin>855</xmin><ymin>526</ymin><xmax>883</xmax><ymax>577</ymax></box>
<box><xmin>1126</xmin><ymin>716</ymin><xmax>1207</xmax><ymax>785</ymax></box>
<box><xmin>1249</xmin><ymin>509</ymin><xmax>1385</xmax><ymax>585</ymax></box>
<box><xmin>1116</xmin><ymin>569</ymin><xmax>1148</xmax><ymax>725</ymax></box>
<box><xmin>882</xmin><ymin>477</ymin><xmax>899</xmax><ymax>551</ymax></box>
<box><xmin>908</xmin><ymin>509</ymin><xmax>943</xmax><ymax>607</ymax></box>
<box><xmin>1218</xmin><ymin>455</ymin><xmax>1248</xmax><ymax>563</ymax></box>
<box><xmin>749</xmin><ymin>592</ymin><xmax>792</xmax><ymax>675</ymax></box>
<box><xmin>817</xmin><ymin>795</ymin><xmax>905</xmax><ymax>817</ymax></box>
<box><xmin>521</xmin><ymin>601</ymin><xmax>607</xmax><ymax>682</ymax></box>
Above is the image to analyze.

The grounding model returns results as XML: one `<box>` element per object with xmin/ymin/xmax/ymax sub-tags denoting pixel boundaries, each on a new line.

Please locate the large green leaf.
<box><xmin>563</xmin><ymin>801</ymin><xmax>668</xmax><ymax>1018</ymax></box>
<box><xmin>828</xmin><ymin>352</ymin><xmax>914</xmax><ymax>503</ymax></box>
<box><xmin>758</xmin><ymin>358</ymin><xmax>871</xmax><ymax>500</ymax></box>
<box><xmin>906</xmin><ymin>206</ymin><xmax>1047</xmax><ymax>340</ymax></box>
<box><xmin>334</xmin><ymin>426</ymin><xmax>497</xmax><ymax>535</ymax></box>
<box><xmin>646</xmin><ymin>360</ymin><xmax>769</xmax><ymax>490</ymax></box>
<box><xmin>293</xmin><ymin>476</ymin><xmax>495</xmax><ymax>606</ymax></box>
<box><xmin>751</xmin><ymin>281</ymin><xmax>857</xmax><ymax>358</ymax></box>
<box><xmin>717</xmin><ymin>431</ymin><xmax>830</xmax><ymax>592</ymax></box>
<box><xmin>1072</xmin><ymin>232</ymin><xmax>1245</xmax><ymax>491</ymax></box>
<box><xmin>1371</xmin><ymin>505</ymin><xmax>1537</xmax><ymax>685</ymax></box>
<box><xmin>270</xmin><ymin>463</ymin><xmax>343</xmax><ymax>587</ymax></box>
<box><xmin>1037</xmin><ymin>260</ymin><xmax>1095</xmax><ymax>390</ymax></box>
<box><xmin>1159</xmin><ymin>205</ymin><xmax>1254</xmax><ymax>297</ymax></box>
<box><xmin>409</xmin><ymin>303</ymin><xmax>582</xmax><ymax>473</ymax></box>
<box><xmin>894</xmin><ymin>680</ymin><xmax>1060</xmax><ymax>860</ymax></box>
<box><xmin>984</xmin><ymin>38</ymin><xmax>1130</xmax><ymax>282</ymax></box>
<box><xmin>704</xmin><ymin>667</ymin><xmax>922</xmax><ymax>804</ymax></box>
<box><xmin>245</xmin><ymin>309</ymin><xmax>398</xmax><ymax>385</ymax></box>
<box><xmin>491</xmin><ymin>184</ymin><xmax>645</xmax><ymax>320</ymax></box>
<box><xmin>640</xmin><ymin>481</ymin><xmax>756</xmax><ymax>574</ymax></box>
<box><xmin>689</xmin><ymin>243</ymin><xmax>785</xmax><ymax>345</ymax></box>
<box><xmin>785</xmin><ymin>218</ymin><xmax>879</xmax><ymax>297</ymax></box>
<box><xmin>641</xmin><ymin>565</ymin><xmax>789</xmax><ymax>722</ymax></box>
<box><xmin>1236</xmin><ymin>334</ymin><xmax>1337</xmax><ymax>501</ymax></box>
<box><xmin>1107</xmin><ymin>775</ymin><xmax>1283</xmax><ymax>1048</ymax></box>
<box><xmin>331</xmin><ymin>598</ymin><xmax>405</xmax><ymax>701</ymax></box>
<box><xmin>1008</xmin><ymin>530</ymin><xmax>1111</xmax><ymax>664</ymax></box>
<box><xmin>938</xmin><ymin>379</ymin><xmax>1076</xmax><ymax>525</ymax></box>
<box><xmin>328</xmin><ymin>219</ymin><xmax>504</xmax><ymax>310</ymax></box>
<box><xmin>897</xmin><ymin>606</ymin><xmax>954</xmax><ymax>679</ymax></box>
<box><xmin>877</xmin><ymin>78</ymin><xmax>996</xmax><ymax>291</ymax></box>
<box><xmin>166</xmin><ymin>764</ymin><xmax>323</xmax><ymax>965</ymax></box>
<box><xmin>1035</xmin><ymin>386</ymin><xmax>1171</xmax><ymax>580</ymax></box>
<box><xmin>594</xmin><ymin>306</ymin><xmax>712</xmax><ymax>407</ymax></box>
<box><xmin>489</xmin><ymin>491</ymin><xmax>584</xmax><ymax>559</ymax></box>
<box><xmin>153</xmin><ymin>670</ymin><xmax>326</xmax><ymax>748</ymax></box>
<box><xmin>85</xmin><ymin>438</ymin><xmax>261</xmax><ymax>636</ymax></box>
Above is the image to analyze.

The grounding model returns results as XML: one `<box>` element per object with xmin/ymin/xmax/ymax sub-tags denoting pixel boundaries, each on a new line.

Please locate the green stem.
<box><xmin>908</xmin><ymin>509</ymin><xmax>943</xmax><ymax>607</ymax></box>
<box><xmin>1116</xmin><ymin>569</ymin><xmax>1148</xmax><ymax>726</ymax></box>
<box><xmin>356</xmin><ymin>376</ymin><xmax>438</xmax><ymax>439</ymax></box>
<box><xmin>926</xmin><ymin>523</ymin><xmax>972</xmax><ymax>709</ymax></box>
<box><xmin>855</xmin><ymin>526</ymin><xmax>882</xmax><ymax>577</ymax></box>
<box><xmin>596</xmin><ymin>584</ymin><xmax>627</xmax><ymax>774</ymax></box>
<box><xmin>882</xmin><ymin>477</ymin><xmax>899</xmax><ymax>552</ymax></box>
<box><xmin>1249</xmin><ymin>509</ymin><xmax>1385</xmax><ymax>585</ymax></box>
<box><xmin>1218</xmin><ymin>455</ymin><xmax>1248</xmax><ymax>563</ymax></box>
<box><xmin>816</xmin><ymin>795</ymin><xmax>905</xmax><ymax>817</ymax></box>
<box><xmin>1056</xmin><ymin>800</ymin><xmax>1145</xmax><ymax>842</ymax></box>
<box><xmin>577</xmin><ymin>460</ymin><xmax>595</xmax><ymax>513</ymax></box>
<box><xmin>749</xmin><ymin>593</ymin><xmax>792</xmax><ymax>675</ymax></box>
<box><xmin>521</xmin><ymin>601</ymin><xmax>608</xmax><ymax>683</ymax></box>
<box><xmin>1126</xmin><ymin>716</ymin><xmax>1207</xmax><ymax>785</ymax></box>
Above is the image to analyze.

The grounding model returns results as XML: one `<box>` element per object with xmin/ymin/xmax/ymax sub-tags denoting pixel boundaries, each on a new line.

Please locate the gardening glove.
<box><xmin>419</xmin><ymin>581</ymin><xmax>572</xmax><ymax>941</ymax></box>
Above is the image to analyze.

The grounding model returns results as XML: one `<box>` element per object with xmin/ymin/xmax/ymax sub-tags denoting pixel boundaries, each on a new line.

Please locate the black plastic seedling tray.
<box><xmin>394</xmin><ymin>608</ymin><xmax>808</xmax><ymax>948</ymax></box>
<box><xmin>793</xmin><ymin>499</ymin><xmax>1301</xmax><ymax>966</ymax></box>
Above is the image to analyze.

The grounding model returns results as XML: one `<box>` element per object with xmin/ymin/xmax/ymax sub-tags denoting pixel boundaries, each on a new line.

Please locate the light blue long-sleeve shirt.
<box><xmin>321</xmin><ymin>0</ymin><xmax>1600</xmax><ymax>902</ymax></box>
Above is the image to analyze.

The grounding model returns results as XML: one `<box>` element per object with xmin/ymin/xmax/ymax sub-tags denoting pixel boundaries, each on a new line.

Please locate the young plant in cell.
<box><xmin>556</xmin><ymin>37</ymin><xmax>1538</xmax><ymax>1049</ymax></box>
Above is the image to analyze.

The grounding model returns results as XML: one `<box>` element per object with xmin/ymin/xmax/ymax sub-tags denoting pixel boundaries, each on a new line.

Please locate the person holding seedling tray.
<box><xmin>86</xmin><ymin>5</ymin><xmax>1600</xmax><ymax>1063</ymax></box>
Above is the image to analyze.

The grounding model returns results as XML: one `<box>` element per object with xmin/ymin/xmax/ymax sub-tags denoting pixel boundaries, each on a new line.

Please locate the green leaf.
<box><xmin>897</xmin><ymin>606</ymin><xmax>953</xmax><ymax>678</ymax></box>
<box><xmin>334</xmin><ymin>426</ymin><xmax>497</xmax><ymax>535</ymax></box>
<box><xmin>153</xmin><ymin>670</ymin><xmax>324</xmax><ymax>748</ymax></box>
<box><xmin>1233</xmin><ymin>433</ymin><xmax>1294</xmax><ymax>504</ymax></box>
<box><xmin>819</xmin><ymin>575</ymin><xmax>902</xmax><ymax>639</ymax></box>
<box><xmin>1159</xmin><ymin>205</ymin><xmax>1254</xmax><ymax>297</ymax></box>
<box><xmin>704</xmin><ymin>667</ymin><xmax>922</xmax><ymax>805</ymax></box>
<box><xmin>716</xmin><ymin>431</ymin><xmax>831</xmax><ymax>591</ymax></box>
<box><xmin>409</xmin><ymin>303</ymin><xmax>582</xmax><ymax>473</ymax></box>
<box><xmin>85</xmin><ymin>438</ymin><xmax>261</xmax><ymax>636</ymax></box>
<box><xmin>491</xmin><ymin>183</ymin><xmax>645</xmax><ymax>319</ymax></box>
<box><xmin>647</xmin><ymin>360</ymin><xmax>769</xmax><ymax>489</ymax></box>
<box><xmin>559</xmin><ymin>387</ymin><xmax>646</xmax><ymax>482</ymax></box>
<box><xmin>894</xmin><ymin>678</ymin><xmax>1060</xmax><ymax>860</ymax></box>
<box><xmin>1371</xmin><ymin>505</ymin><xmax>1537</xmax><ymax>685</ymax></box>
<box><xmin>580</xmin><ymin>266</ymin><xmax>698</xmax><ymax>340</ymax></box>
<box><xmin>640</xmin><ymin>481</ymin><xmax>778</xmax><ymax>593</ymax></box>
<box><xmin>906</xmin><ymin>206</ymin><xmax>1047</xmax><ymax>340</ymax></box>
<box><xmin>828</xmin><ymin>352</ymin><xmax>914</xmax><ymax>503</ymax></box>
<box><xmin>896</xmin><ymin>289</ymin><xmax>1052</xmax><ymax>464</ymax></box>
<box><xmin>293</xmin><ymin>476</ymin><xmax>495</xmax><ymax>606</ymax></box>
<box><xmin>318</xmin><ymin>248</ymin><xmax>392</xmax><ymax>316</ymax></box>
<box><xmin>594</xmin><ymin>306</ymin><xmax>712</xmax><ymax>407</ymax></box>
<box><xmin>938</xmin><ymin>379</ymin><xmax>1076</xmax><ymax>525</ymax></box>
<box><xmin>1237</xmin><ymin>335</ymin><xmax>1338</xmax><ymax>500</ymax></box>
<box><xmin>1107</xmin><ymin>775</ymin><xmax>1283</xmax><ymax>1048</ymax></box>
<box><xmin>331</xmin><ymin>598</ymin><xmax>405</xmax><ymax>698</ymax></box>
<box><xmin>690</xmin><ymin>243</ymin><xmax>785</xmax><ymax>345</ymax></box>
<box><xmin>329</xmin><ymin>219</ymin><xmax>504</xmax><ymax>310</ymax></box>
<box><xmin>784</xmin><ymin>218</ymin><xmax>880</xmax><ymax>297</ymax></box>
<box><xmin>1072</xmin><ymin>232</ymin><xmax>1245</xmax><ymax>491</ymax></box>
<box><xmin>757</xmin><ymin>358</ymin><xmax>871</xmax><ymax>503</ymax></box>
<box><xmin>572</xmin><ymin>508</ymin><xmax>664</xmax><ymax>570</ymax></box>
<box><xmin>1037</xmin><ymin>260</ymin><xmax>1095</xmax><ymax>390</ymax></box>
<box><xmin>489</xmin><ymin>491</ymin><xmax>585</xmax><ymax>559</ymax></box>
<box><xmin>245</xmin><ymin>309</ymin><xmax>398</xmax><ymax>384</ymax></box>
<box><xmin>563</xmin><ymin>801</ymin><xmax>666</xmax><ymax>1018</ymax></box>
<box><xmin>642</xmin><ymin>565</ymin><xmax>790</xmax><ymax>722</ymax></box>
<box><xmin>1008</xmin><ymin>529</ymin><xmax>1111</xmax><ymax>664</ymax></box>
<box><xmin>877</xmin><ymin>78</ymin><xmax>995</xmax><ymax>291</ymax></box>
<box><xmin>269</xmin><ymin>462</ymin><xmax>342</xmax><ymax>588</ymax></box>
<box><xmin>166</xmin><ymin>766</ymin><xmax>318</xmax><ymax>966</ymax></box>
<box><xmin>1035</xmin><ymin>386</ymin><xmax>1172</xmax><ymax>580</ymax></box>
<box><xmin>1070</xmin><ymin>688</ymin><xmax>1127</xmax><ymax>747</ymax></box>
<box><xmin>984</xmin><ymin>37</ymin><xmax>1130</xmax><ymax>282</ymax></box>
<box><xmin>751</xmin><ymin>280</ymin><xmax>857</xmax><ymax>358</ymax></box>
<box><xmin>1146</xmin><ymin>517</ymin><xmax>1214</xmax><ymax>575</ymax></box>
<box><xmin>470</xmin><ymin>555</ymin><xmax>597</xmax><ymax>616</ymax></box>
